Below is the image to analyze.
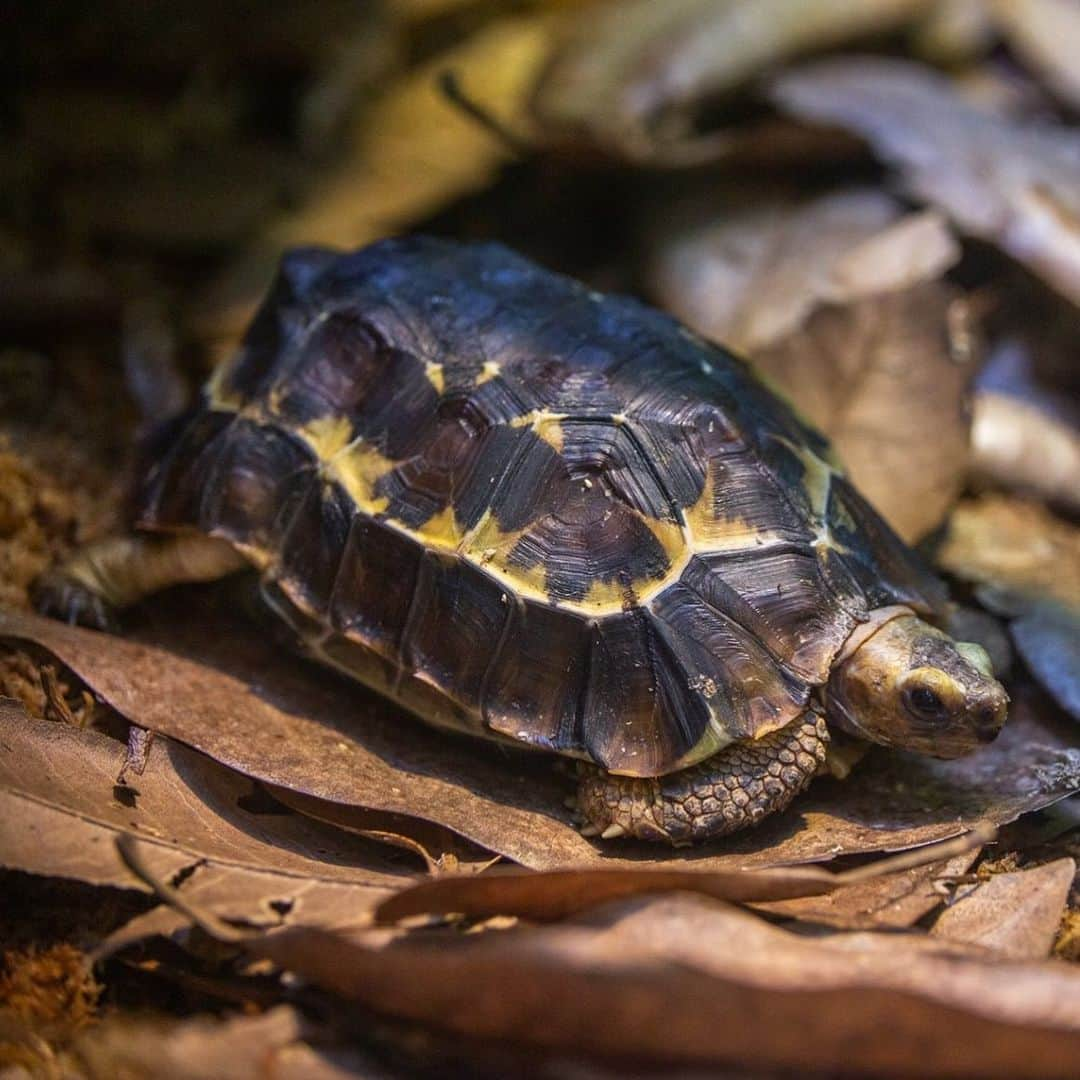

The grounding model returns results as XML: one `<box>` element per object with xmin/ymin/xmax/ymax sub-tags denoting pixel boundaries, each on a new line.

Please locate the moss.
<box><xmin>0</xmin><ymin>438</ymin><xmax>122</xmax><ymax>612</ymax></box>
<box><xmin>0</xmin><ymin>945</ymin><xmax>101</xmax><ymax>1030</ymax></box>
<box><xmin>0</xmin><ymin>649</ymin><xmax>97</xmax><ymax>726</ymax></box>
<box><xmin>1055</xmin><ymin>908</ymin><xmax>1080</xmax><ymax>963</ymax></box>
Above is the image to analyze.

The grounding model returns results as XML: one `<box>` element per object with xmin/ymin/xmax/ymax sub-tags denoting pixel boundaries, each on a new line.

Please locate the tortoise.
<box><xmin>36</xmin><ymin>236</ymin><xmax>1009</xmax><ymax>844</ymax></box>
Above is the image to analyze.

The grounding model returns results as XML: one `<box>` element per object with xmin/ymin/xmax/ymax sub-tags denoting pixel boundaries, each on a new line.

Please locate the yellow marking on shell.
<box><xmin>572</xmin><ymin>514</ymin><xmax>691</xmax><ymax>612</ymax></box>
<box><xmin>476</xmin><ymin>359</ymin><xmax>501</xmax><ymax>385</ymax></box>
<box><xmin>683</xmin><ymin>463</ymin><xmax>785</xmax><ymax>552</ymax></box>
<box><xmin>299</xmin><ymin>415</ymin><xmax>355</xmax><ymax>461</ymax></box>
<box><xmin>772</xmin><ymin>434</ymin><xmax>851</xmax><ymax>555</ymax></box>
<box><xmin>646</xmin><ymin>514</ymin><xmax>689</xmax><ymax>568</ymax></box>
<box><xmin>425</xmin><ymin>362</ymin><xmax>445</xmax><ymax>394</ymax></box>
<box><xmin>328</xmin><ymin>440</ymin><xmax>393</xmax><ymax>515</ymax></box>
<box><xmin>831</xmin><ymin>494</ymin><xmax>857</xmax><ymax>534</ymax></box>
<box><xmin>580</xmin><ymin>576</ymin><xmax>635</xmax><ymax>612</ymax></box>
<box><xmin>266</xmin><ymin>384</ymin><xmax>286</xmax><ymax>417</ymax></box>
<box><xmin>510</xmin><ymin>409</ymin><xmax>565</xmax><ymax>453</ymax></box>
<box><xmin>414</xmin><ymin>504</ymin><xmax>464</xmax><ymax>551</ymax></box>
<box><xmin>205</xmin><ymin>362</ymin><xmax>246</xmax><ymax>412</ymax></box>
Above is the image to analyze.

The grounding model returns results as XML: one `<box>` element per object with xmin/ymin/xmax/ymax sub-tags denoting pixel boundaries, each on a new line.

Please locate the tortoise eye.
<box><xmin>905</xmin><ymin>685</ymin><xmax>946</xmax><ymax>719</ymax></box>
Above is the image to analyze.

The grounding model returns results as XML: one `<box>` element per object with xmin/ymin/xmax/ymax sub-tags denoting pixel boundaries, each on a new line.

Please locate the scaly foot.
<box><xmin>576</xmin><ymin>712</ymin><xmax>829</xmax><ymax>844</ymax></box>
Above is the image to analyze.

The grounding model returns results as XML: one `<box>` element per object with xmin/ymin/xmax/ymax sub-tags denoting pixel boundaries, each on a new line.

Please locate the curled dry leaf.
<box><xmin>3</xmin><ymin>603</ymin><xmax>1078</xmax><ymax>873</ymax></box>
<box><xmin>375</xmin><ymin>864</ymin><xmax>835</xmax><ymax>924</ymax></box>
<box><xmin>650</xmin><ymin>190</ymin><xmax>970</xmax><ymax>540</ymax></box>
<box><xmin>755</xmin><ymin>849</ymin><xmax>981</xmax><ymax>929</ymax></box>
<box><xmin>0</xmin><ymin>699</ymin><xmax>396</xmax><ymax>951</ymax></box>
<box><xmin>753</xmin><ymin>282</ymin><xmax>973</xmax><ymax>541</ymax></box>
<box><xmin>372</xmin><ymin>830</ymin><xmax>988</xmax><ymax>924</ymax></box>
<box><xmin>770</xmin><ymin>58</ymin><xmax>1080</xmax><ymax>305</ymax></box>
<box><xmin>132</xmin><ymin>876</ymin><xmax>1080</xmax><ymax>1078</ymax></box>
<box><xmin>972</xmin><ymin>391</ymin><xmax>1080</xmax><ymax>514</ymax></box>
<box><xmin>988</xmin><ymin>0</ymin><xmax>1080</xmax><ymax>109</ymax></box>
<box><xmin>67</xmin><ymin>1004</ymin><xmax>389</xmax><ymax>1080</ymax></box>
<box><xmin>195</xmin><ymin>15</ymin><xmax>555</xmax><ymax>347</ymax></box>
<box><xmin>937</xmin><ymin>496</ymin><xmax>1080</xmax><ymax>719</ymax></box>
<box><xmin>532</xmin><ymin>0</ymin><xmax>934</xmax><ymax>162</ymax></box>
<box><xmin>931</xmin><ymin>857</ymin><xmax>1076</xmax><ymax>960</ymax></box>
<box><xmin>269</xmin><ymin>785</ymin><xmax>500</xmax><ymax>876</ymax></box>
<box><xmin>939</xmin><ymin>495</ymin><xmax>1080</xmax><ymax>609</ymax></box>
<box><xmin>650</xmin><ymin>189</ymin><xmax>960</xmax><ymax>354</ymax></box>
<box><xmin>0</xmin><ymin>699</ymin><xmax>404</xmax><ymax>889</ymax></box>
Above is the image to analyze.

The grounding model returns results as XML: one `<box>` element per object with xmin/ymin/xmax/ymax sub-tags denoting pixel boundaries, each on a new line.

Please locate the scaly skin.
<box><xmin>576</xmin><ymin>712</ymin><xmax>829</xmax><ymax>844</ymax></box>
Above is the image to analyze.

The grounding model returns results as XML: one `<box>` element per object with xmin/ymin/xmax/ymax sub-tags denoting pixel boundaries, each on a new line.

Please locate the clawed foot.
<box><xmin>31</xmin><ymin>570</ymin><xmax>119</xmax><ymax>632</ymax></box>
<box><xmin>575</xmin><ymin>712</ymin><xmax>829</xmax><ymax>845</ymax></box>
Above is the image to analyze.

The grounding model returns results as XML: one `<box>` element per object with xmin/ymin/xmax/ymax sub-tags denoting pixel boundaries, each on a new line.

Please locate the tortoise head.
<box><xmin>827</xmin><ymin>610</ymin><xmax>1008</xmax><ymax>759</ymax></box>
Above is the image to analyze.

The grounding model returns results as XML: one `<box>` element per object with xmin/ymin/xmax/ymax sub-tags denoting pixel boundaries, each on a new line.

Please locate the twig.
<box><xmin>114</xmin><ymin>833</ymin><xmax>249</xmax><ymax>944</ymax></box>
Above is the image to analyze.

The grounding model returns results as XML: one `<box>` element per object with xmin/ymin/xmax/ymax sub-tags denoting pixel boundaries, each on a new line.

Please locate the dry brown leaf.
<box><xmin>374</xmin><ymin>864</ymin><xmax>836</xmax><ymax>923</ymax></box>
<box><xmin>989</xmin><ymin>0</ymin><xmax>1080</xmax><ymax>109</ymax></box>
<box><xmin>0</xmin><ymin>700</ymin><xmax>404</xmax><ymax>890</ymax></box>
<box><xmin>648</xmin><ymin>190</ymin><xmax>970</xmax><ymax>540</ymax></box>
<box><xmin>65</xmin><ymin>1004</ymin><xmax>390</xmax><ymax>1080</ymax></box>
<box><xmin>755</xmin><ymin>849</ymin><xmax>981</xmax><ymax>929</ymax></box>
<box><xmin>0</xmin><ymin>699</ymin><xmax>397</xmax><ymax>952</ymax></box>
<box><xmin>771</xmin><ymin>57</ymin><xmax>1080</xmax><ymax>306</ymax></box>
<box><xmin>972</xmin><ymin>391</ymin><xmax>1080</xmax><ymax>513</ymax></box>
<box><xmin>196</xmin><ymin>15</ymin><xmax>555</xmax><ymax>347</ymax></box>
<box><xmin>649</xmin><ymin>189</ymin><xmax>960</xmax><ymax>354</ymax></box>
<box><xmin>931</xmin><ymin>857</ymin><xmax>1076</xmax><ymax>959</ymax></box>
<box><xmin>939</xmin><ymin>496</ymin><xmax>1080</xmax><ymax>608</ymax></box>
<box><xmin>3</xmin><ymin>603</ymin><xmax>1078</xmax><ymax>874</ymax></box>
<box><xmin>139</xmin><ymin>882</ymin><xmax>1080</xmax><ymax>1078</ymax></box>
<box><xmin>532</xmin><ymin>0</ymin><xmax>934</xmax><ymax>162</ymax></box>
<box><xmin>269</xmin><ymin>786</ymin><xmax>500</xmax><ymax>876</ymax></box>
<box><xmin>754</xmin><ymin>282</ymin><xmax>973</xmax><ymax>541</ymax></box>
<box><xmin>371</xmin><ymin>832</ymin><xmax>987</xmax><ymax>924</ymax></box>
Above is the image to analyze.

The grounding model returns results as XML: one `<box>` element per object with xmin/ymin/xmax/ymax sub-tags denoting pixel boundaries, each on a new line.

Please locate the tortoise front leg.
<box><xmin>576</xmin><ymin>712</ymin><xmax>829</xmax><ymax>844</ymax></box>
<box><xmin>33</xmin><ymin>533</ymin><xmax>248</xmax><ymax>630</ymax></box>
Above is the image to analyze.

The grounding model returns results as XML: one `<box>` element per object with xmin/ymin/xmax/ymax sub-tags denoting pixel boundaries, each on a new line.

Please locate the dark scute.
<box><xmin>828</xmin><ymin>478</ymin><xmax>948</xmax><ymax>616</ymax></box>
<box><xmin>330</xmin><ymin>517</ymin><xmax>422</xmax><ymax>661</ymax></box>
<box><xmin>485</xmin><ymin>599</ymin><xmax>589</xmax><ymax>753</ymax></box>
<box><xmin>559</xmin><ymin>421</ymin><xmax>677</xmax><ymax>523</ymax></box>
<box><xmin>683</xmin><ymin>550</ymin><xmax>857</xmax><ymax>683</ymax></box>
<box><xmin>451</xmin><ymin>423</ymin><xmax>525</xmax><ymax>533</ymax></box>
<box><xmin>650</xmin><ymin>582</ymin><xmax>809</xmax><ymax>742</ymax></box>
<box><xmin>136</xmin><ymin>409</ymin><xmax>234</xmax><ymax>528</ymax></box>
<box><xmin>272</xmin><ymin>312</ymin><xmax>384</xmax><ymax>426</ymax></box>
<box><xmin>402</xmin><ymin>555</ymin><xmax>510</xmax><ymax>712</ymax></box>
<box><xmin>276</xmin><ymin>478</ymin><xmax>355</xmax><ymax>616</ymax></box>
<box><xmin>218</xmin><ymin>266</ymin><xmax>309</xmax><ymax>403</ymax></box>
<box><xmin>197</xmin><ymin>420</ymin><xmax>315</xmax><ymax>549</ymax></box>
<box><xmin>349</xmin><ymin>346</ymin><xmax>441</xmax><ymax>460</ymax></box>
<box><xmin>508</xmin><ymin>487</ymin><xmax>671</xmax><ymax>605</ymax></box>
<box><xmin>488</xmin><ymin>431</ymin><xmax>564</xmax><ymax>534</ymax></box>
<box><xmin>375</xmin><ymin>408</ymin><xmax>487</xmax><ymax>529</ymax></box>
<box><xmin>708</xmin><ymin>449</ymin><xmax>812</xmax><ymax>544</ymax></box>
<box><xmin>622</xmin><ymin>413</ymin><xmax>713</xmax><ymax>512</ymax></box>
<box><xmin>582</xmin><ymin>607</ymin><xmax>712</xmax><ymax>776</ymax></box>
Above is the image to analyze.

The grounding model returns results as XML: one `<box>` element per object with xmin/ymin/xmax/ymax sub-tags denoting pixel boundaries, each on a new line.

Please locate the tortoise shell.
<box><xmin>139</xmin><ymin>237</ymin><xmax>946</xmax><ymax>777</ymax></box>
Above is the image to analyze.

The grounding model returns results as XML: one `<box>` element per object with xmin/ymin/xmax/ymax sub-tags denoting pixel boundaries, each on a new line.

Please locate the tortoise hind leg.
<box><xmin>576</xmin><ymin>712</ymin><xmax>829</xmax><ymax>845</ymax></box>
<box><xmin>33</xmin><ymin>534</ymin><xmax>248</xmax><ymax>630</ymax></box>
